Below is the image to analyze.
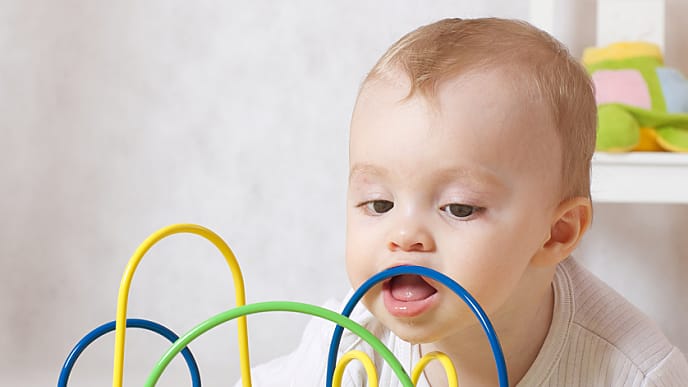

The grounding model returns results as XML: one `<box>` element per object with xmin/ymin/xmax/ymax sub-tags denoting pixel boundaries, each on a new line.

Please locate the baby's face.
<box><xmin>345</xmin><ymin>69</ymin><xmax>563</xmax><ymax>343</ymax></box>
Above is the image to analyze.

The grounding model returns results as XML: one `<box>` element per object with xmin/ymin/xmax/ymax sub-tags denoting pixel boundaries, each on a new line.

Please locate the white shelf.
<box><xmin>590</xmin><ymin>152</ymin><xmax>688</xmax><ymax>204</ymax></box>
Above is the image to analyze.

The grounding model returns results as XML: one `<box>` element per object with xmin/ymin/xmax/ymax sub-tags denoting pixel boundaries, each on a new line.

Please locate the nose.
<box><xmin>387</xmin><ymin>219</ymin><xmax>435</xmax><ymax>252</ymax></box>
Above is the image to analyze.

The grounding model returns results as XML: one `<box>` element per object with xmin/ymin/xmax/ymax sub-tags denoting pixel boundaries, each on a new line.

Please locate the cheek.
<box><xmin>344</xmin><ymin>254</ymin><xmax>364</xmax><ymax>289</ymax></box>
<box><xmin>345</xmin><ymin>223</ymin><xmax>374</xmax><ymax>289</ymax></box>
<box><xmin>440</xmin><ymin>224</ymin><xmax>542</xmax><ymax>308</ymax></box>
<box><xmin>479</xmin><ymin>203</ymin><xmax>550</xmax><ymax>260</ymax></box>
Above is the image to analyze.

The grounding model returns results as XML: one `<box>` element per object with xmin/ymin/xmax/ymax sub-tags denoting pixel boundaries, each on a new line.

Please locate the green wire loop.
<box><xmin>145</xmin><ymin>301</ymin><xmax>414</xmax><ymax>387</ymax></box>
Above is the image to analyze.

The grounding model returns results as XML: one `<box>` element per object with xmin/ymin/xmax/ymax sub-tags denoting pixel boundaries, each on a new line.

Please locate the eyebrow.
<box><xmin>434</xmin><ymin>167</ymin><xmax>505</xmax><ymax>187</ymax></box>
<box><xmin>349</xmin><ymin>164</ymin><xmax>389</xmax><ymax>182</ymax></box>
<box><xmin>349</xmin><ymin>163</ymin><xmax>507</xmax><ymax>189</ymax></box>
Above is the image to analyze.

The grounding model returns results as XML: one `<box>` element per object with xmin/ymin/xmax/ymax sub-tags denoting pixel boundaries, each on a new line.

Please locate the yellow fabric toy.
<box><xmin>582</xmin><ymin>42</ymin><xmax>688</xmax><ymax>152</ymax></box>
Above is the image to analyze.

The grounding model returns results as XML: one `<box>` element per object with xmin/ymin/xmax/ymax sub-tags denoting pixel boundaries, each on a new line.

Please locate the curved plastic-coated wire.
<box><xmin>144</xmin><ymin>301</ymin><xmax>414</xmax><ymax>387</ymax></box>
<box><xmin>411</xmin><ymin>352</ymin><xmax>458</xmax><ymax>387</ymax></box>
<box><xmin>113</xmin><ymin>224</ymin><xmax>251</xmax><ymax>387</ymax></box>
<box><xmin>326</xmin><ymin>265</ymin><xmax>508</xmax><ymax>387</ymax></box>
<box><xmin>58</xmin><ymin>318</ymin><xmax>200</xmax><ymax>387</ymax></box>
<box><xmin>333</xmin><ymin>350</ymin><xmax>379</xmax><ymax>387</ymax></box>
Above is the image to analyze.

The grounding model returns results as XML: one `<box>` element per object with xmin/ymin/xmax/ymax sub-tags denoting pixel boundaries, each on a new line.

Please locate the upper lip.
<box><xmin>380</xmin><ymin>264</ymin><xmax>440</xmax><ymax>290</ymax></box>
<box><xmin>381</xmin><ymin>263</ymin><xmax>413</xmax><ymax>285</ymax></box>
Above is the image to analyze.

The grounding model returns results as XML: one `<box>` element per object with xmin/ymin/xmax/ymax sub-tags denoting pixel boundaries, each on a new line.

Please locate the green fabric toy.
<box><xmin>582</xmin><ymin>42</ymin><xmax>688</xmax><ymax>152</ymax></box>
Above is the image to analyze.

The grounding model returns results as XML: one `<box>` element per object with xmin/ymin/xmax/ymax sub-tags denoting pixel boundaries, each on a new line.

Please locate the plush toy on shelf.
<box><xmin>582</xmin><ymin>41</ymin><xmax>688</xmax><ymax>152</ymax></box>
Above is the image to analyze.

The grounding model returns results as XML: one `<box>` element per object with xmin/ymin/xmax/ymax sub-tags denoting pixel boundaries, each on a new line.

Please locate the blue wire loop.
<box><xmin>326</xmin><ymin>265</ymin><xmax>509</xmax><ymax>387</ymax></box>
<box><xmin>58</xmin><ymin>318</ymin><xmax>201</xmax><ymax>387</ymax></box>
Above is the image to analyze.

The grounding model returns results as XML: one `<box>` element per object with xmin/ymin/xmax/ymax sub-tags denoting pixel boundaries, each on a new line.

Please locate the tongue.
<box><xmin>390</xmin><ymin>275</ymin><xmax>437</xmax><ymax>301</ymax></box>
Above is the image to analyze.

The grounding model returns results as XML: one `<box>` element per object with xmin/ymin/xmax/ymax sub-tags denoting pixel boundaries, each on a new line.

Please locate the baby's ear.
<box><xmin>532</xmin><ymin>197</ymin><xmax>592</xmax><ymax>267</ymax></box>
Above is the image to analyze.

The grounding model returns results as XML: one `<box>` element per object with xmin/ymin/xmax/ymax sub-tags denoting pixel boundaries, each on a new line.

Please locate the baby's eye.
<box><xmin>441</xmin><ymin>203</ymin><xmax>480</xmax><ymax>219</ymax></box>
<box><xmin>363</xmin><ymin>200</ymin><xmax>394</xmax><ymax>214</ymax></box>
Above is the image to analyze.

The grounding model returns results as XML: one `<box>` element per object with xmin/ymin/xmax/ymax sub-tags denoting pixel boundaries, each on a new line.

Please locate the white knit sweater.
<box><xmin>237</xmin><ymin>258</ymin><xmax>688</xmax><ymax>386</ymax></box>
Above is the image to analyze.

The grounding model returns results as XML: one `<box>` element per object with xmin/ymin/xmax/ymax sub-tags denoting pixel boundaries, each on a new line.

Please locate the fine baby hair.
<box><xmin>58</xmin><ymin>224</ymin><xmax>509</xmax><ymax>386</ymax></box>
<box><xmin>366</xmin><ymin>17</ymin><xmax>597</xmax><ymax>200</ymax></box>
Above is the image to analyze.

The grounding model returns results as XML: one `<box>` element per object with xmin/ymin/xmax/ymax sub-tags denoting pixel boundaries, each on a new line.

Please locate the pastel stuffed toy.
<box><xmin>582</xmin><ymin>42</ymin><xmax>688</xmax><ymax>152</ymax></box>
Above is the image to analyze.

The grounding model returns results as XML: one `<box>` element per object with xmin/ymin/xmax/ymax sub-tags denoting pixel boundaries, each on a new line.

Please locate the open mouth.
<box><xmin>382</xmin><ymin>274</ymin><xmax>438</xmax><ymax>317</ymax></box>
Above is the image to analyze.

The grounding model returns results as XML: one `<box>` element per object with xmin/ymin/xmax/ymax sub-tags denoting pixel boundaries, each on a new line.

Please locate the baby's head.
<box><xmin>345</xmin><ymin>18</ymin><xmax>596</xmax><ymax>344</ymax></box>
<box><xmin>362</xmin><ymin>17</ymin><xmax>596</xmax><ymax>200</ymax></box>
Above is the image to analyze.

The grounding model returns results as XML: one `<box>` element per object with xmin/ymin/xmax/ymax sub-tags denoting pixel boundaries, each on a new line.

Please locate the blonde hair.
<box><xmin>363</xmin><ymin>18</ymin><xmax>597</xmax><ymax>199</ymax></box>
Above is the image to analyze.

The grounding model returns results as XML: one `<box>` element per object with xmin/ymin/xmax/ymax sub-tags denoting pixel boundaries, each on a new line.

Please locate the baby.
<box><xmin>239</xmin><ymin>18</ymin><xmax>688</xmax><ymax>386</ymax></box>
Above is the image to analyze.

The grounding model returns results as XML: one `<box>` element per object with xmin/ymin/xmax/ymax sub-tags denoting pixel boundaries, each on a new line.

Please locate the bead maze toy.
<box><xmin>59</xmin><ymin>223</ymin><xmax>509</xmax><ymax>386</ymax></box>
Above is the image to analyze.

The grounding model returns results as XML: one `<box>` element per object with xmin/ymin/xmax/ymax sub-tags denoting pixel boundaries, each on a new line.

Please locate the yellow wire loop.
<box><xmin>112</xmin><ymin>224</ymin><xmax>252</xmax><ymax>387</ymax></box>
<box><xmin>333</xmin><ymin>350</ymin><xmax>379</xmax><ymax>387</ymax></box>
<box><xmin>411</xmin><ymin>351</ymin><xmax>458</xmax><ymax>387</ymax></box>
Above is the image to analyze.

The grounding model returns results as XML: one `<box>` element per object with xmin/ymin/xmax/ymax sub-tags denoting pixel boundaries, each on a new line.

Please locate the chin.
<box><xmin>383</xmin><ymin>318</ymin><xmax>446</xmax><ymax>344</ymax></box>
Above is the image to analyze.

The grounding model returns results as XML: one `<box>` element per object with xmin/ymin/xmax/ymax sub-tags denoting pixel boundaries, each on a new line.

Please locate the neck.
<box><xmin>420</xmin><ymin>267</ymin><xmax>556</xmax><ymax>387</ymax></box>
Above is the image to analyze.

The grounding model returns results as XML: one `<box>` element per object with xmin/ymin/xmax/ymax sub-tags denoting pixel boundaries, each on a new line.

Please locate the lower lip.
<box><xmin>382</xmin><ymin>282</ymin><xmax>437</xmax><ymax>318</ymax></box>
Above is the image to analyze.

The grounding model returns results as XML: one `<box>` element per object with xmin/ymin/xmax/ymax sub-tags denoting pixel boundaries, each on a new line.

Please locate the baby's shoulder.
<box><xmin>552</xmin><ymin>258</ymin><xmax>688</xmax><ymax>384</ymax></box>
<box><xmin>563</xmin><ymin>258</ymin><xmax>671</xmax><ymax>363</ymax></box>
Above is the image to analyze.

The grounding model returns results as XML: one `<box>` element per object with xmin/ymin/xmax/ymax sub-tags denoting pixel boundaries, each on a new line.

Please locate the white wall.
<box><xmin>1</xmin><ymin>1</ymin><xmax>686</xmax><ymax>385</ymax></box>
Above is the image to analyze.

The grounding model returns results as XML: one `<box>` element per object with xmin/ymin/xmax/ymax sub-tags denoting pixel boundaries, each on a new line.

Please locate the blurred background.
<box><xmin>1</xmin><ymin>0</ymin><xmax>686</xmax><ymax>385</ymax></box>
